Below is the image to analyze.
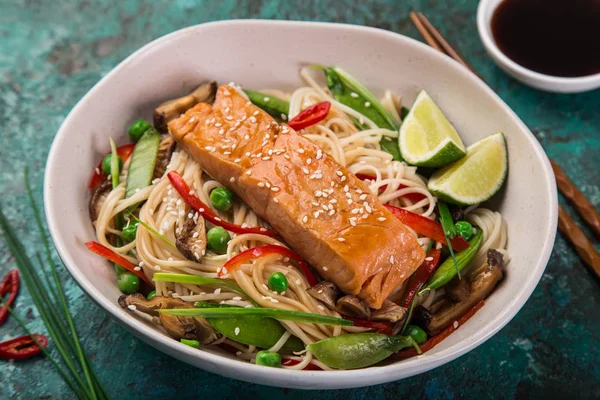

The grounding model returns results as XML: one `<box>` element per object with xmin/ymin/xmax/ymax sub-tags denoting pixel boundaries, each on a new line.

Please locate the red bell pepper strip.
<box><xmin>390</xmin><ymin>300</ymin><xmax>485</xmax><ymax>361</ymax></box>
<box><xmin>85</xmin><ymin>241</ymin><xmax>152</xmax><ymax>285</ymax></box>
<box><xmin>384</xmin><ymin>205</ymin><xmax>469</xmax><ymax>252</ymax></box>
<box><xmin>167</xmin><ymin>171</ymin><xmax>278</xmax><ymax>237</ymax></box>
<box><xmin>345</xmin><ymin>318</ymin><xmax>394</xmax><ymax>335</ymax></box>
<box><xmin>218</xmin><ymin>244</ymin><xmax>318</xmax><ymax>286</ymax></box>
<box><xmin>282</xmin><ymin>357</ymin><xmax>323</xmax><ymax>370</ymax></box>
<box><xmin>355</xmin><ymin>174</ymin><xmax>426</xmax><ymax>204</ymax></box>
<box><xmin>0</xmin><ymin>269</ymin><xmax>20</xmax><ymax>326</ymax></box>
<box><xmin>401</xmin><ymin>248</ymin><xmax>442</xmax><ymax>308</ymax></box>
<box><xmin>0</xmin><ymin>334</ymin><xmax>48</xmax><ymax>360</ymax></box>
<box><xmin>288</xmin><ymin>101</ymin><xmax>331</xmax><ymax>131</ymax></box>
<box><xmin>89</xmin><ymin>143</ymin><xmax>136</xmax><ymax>190</ymax></box>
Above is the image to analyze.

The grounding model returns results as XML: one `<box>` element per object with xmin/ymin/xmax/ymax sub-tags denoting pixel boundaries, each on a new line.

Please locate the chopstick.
<box><xmin>410</xmin><ymin>12</ymin><xmax>600</xmax><ymax>277</ymax></box>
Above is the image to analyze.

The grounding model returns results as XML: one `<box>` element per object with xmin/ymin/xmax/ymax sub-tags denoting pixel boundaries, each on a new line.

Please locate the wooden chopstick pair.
<box><xmin>409</xmin><ymin>12</ymin><xmax>600</xmax><ymax>278</ymax></box>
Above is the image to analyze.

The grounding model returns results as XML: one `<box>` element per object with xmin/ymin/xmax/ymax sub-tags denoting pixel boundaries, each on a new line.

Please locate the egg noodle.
<box><xmin>93</xmin><ymin>69</ymin><xmax>508</xmax><ymax>369</ymax></box>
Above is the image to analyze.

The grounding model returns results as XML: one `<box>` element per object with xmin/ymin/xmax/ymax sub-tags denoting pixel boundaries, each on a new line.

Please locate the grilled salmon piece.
<box><xmin>169</xmin><ymin>86</ymin><xmax>425</xmax><ymax>309</ymax></box>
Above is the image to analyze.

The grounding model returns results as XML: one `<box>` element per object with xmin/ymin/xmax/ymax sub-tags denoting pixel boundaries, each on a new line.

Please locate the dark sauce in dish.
<box><xmin>491</xmin><ymin>0</ymin><xmax>600</xmax><ymax>77</ymax></box>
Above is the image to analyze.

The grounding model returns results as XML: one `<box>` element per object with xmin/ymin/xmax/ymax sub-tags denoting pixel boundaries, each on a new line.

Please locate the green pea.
<box><xmin>255</xmin><ymin>350</ymin><xmax>281</xmax><ymax>367</ymax></box>
<box><xmin>210</xmin><ymin>187</ymin><xmax>234</xmax><ymax>212</ymax></box>
<box><xmin>122</xmin><ymin>220</ymin><xmax>139</xmax><ymax>243</ymax></box>
<box><xmin>455</xmin><ymin>221</ymin><xmax>474</xmax><ymax>241</ymax></box>
<box><xmin>101</xmin><ymin>154</ymin><xmax>123</xmax><ymax>176</ymax></box>
<box><xmin>117</xmin><ymin>272</ymin><xmax>140</xmax><ymax>294</ymax></box>
<box><xmin>128</xmin><ymin>119</ymin><xmax>151</xmax><ymax>142</ymax></box>
<box><xmin>114</xmin><ymin>263</ymin><xmax>127</xmax><ymax>276</ymax></box>
<box><xmin>404</xmin><ymin>325</ymin><xmax>428</xmax><ymax>345</ymax></box>
<box><xmin>147</xmin><ymin>290</ymin><xmax>157</xmax><ymax>300</ymax></box>
<box><xmin>207</xmin><ymin>226</ymin><xmax>231</xmax><ymax>254</ymax></box>
<box><xmin>268</xmin><ymin>272</ymin><xmax>288</xmax><ymax>293</ymax></box>
<box><xmin>180</xmin><ymin>338</ymin><xmax>200</xmax><ymax>348</ymax></box>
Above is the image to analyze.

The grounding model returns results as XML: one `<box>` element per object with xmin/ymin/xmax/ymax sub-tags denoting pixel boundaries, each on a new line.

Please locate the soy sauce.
<box><xmin>491</xmin><ymin>0</ymin><xmax>600</xmax><ymax>77</ymax></box>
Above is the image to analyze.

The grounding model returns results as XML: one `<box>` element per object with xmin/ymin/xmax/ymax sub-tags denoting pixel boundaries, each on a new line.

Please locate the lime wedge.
<box><xmin>399</xmin><ymin>90</ymin><xmax>466</xmax><ymax>167</ymax></box>
<box><xmin>427</xmin><ymin>132</ymin><xmax>508</xmax><ymax>205</ymax></box>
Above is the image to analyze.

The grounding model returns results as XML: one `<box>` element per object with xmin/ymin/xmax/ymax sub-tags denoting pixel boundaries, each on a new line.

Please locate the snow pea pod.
<box><xmin>125</xmin><ymin>127</ymin><xmax>160</xmax><ymax>198</ymax></box>
<box><xmin>307</xmin><ymin>333</ymin><xmax>418</xmax><ymax>369</ymax></box>
<box><xmin>209</xmin><ymin>316</ymin><xmax>304</xmax><ymax>351</ymax></box>
<box><xmin>423</xmin><ymin>229</ymin><xmax>484</xmax><ymax>291</ymax></box>
<box><xmin>322</xmin><ymin>67</ymin><xmax>402</xmax><ymax>161</ymax></box>
<box><xmin>244</xmin><ymin>89</ymin><xmax>290</xmax><ymax>121</ymax></box>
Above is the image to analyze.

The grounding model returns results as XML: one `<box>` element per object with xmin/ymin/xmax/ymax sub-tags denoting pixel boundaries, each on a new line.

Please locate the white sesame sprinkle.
<box><xmin>343</xmin><ymin>185</ymin><xmax>349</xmax><ymax>192</ymax></box>
<box><xmin>323</xmin><ymin>266</ymin><xmax>328</xmax><ymax>271</ymax></box>
<box><xmin>262</xmin><ymin>156</ymin><xmax>271</xmax><ymax>161</ymax></box>
<box><xmin>214</xmin><ymin>288</ymin><xmax>222</xmax><ymax>295</ymax></box>
<box><xmin>273</xmin><ymin>198</ymin><xmax>279</xmax><ymax>203</ymax></box>
<box><xmin>335</xmin><ymin>171</ymin><xmax>343</xmax><ymax>177</ymax></box>
<box><xmin>284</xmin><ymin>154</ymin><xmax>290</xmax><ymax>160</ymax></box>
<box><xmin>389</xmin><ymin>255</ymin><xmax>395</xmax><ymax>264</ymax></box>
<box><xmin>337</xmin><ymin>237</ymin><xmax>345</xmax><ymax>242</ymax></box>
<box><xmin>302</xmin><ymin>167</ymin><xmax>309</xmax><ymax>175</ymax></box>
<box><xmin>134</xmin><ymin>266</ymin><xmax>141</xmax><ymax>271</ymax></box>
<box><xmin>233</xmin><ymin>296</ymin><xmax>242</xmax><ymax>301</ymax></box>
<box><xmin>264</xmin><ymin>97</ymin><xmax>270</xmax><ymax>102</ymax></box>
<box><xmin>230</xmin><ymin>177</ymin><xmax>235</xmax><ymax>183</ymax></box>
<box><xmin>234</xmin><ymin>158</ymin><xmax>242</xmax><ymax>163</ymax></box>
<box><xmin>257</xmin><ymin>182</ymin><xmax>265</xmax><ymax>188</ymax></box>
<box><xmin>306</xmin><ymin>158</ymin><xmax>312</xmax><ymax>165</ymax></box>
<box><xmin>297</xmin><ymin>148</ymin><xmax>305</xmax><ymax>154</ymax></box>
<box><xmin>302</xmin><ymin>215</ymin><xmax>308</xmax><ymax>223</ymax></box>
<box><xmin>425</xmin><ymin>256</ymin><xmax>434</xmax><ymax>261</ymax></box>
<box><xmin>349</xmin><ymin>219</ymin><xmax>357</xmax><ymax>226</ymax></box>
<box><xmin>234</xmin><ymin>327</ymin><xmax>240</xmax><ymax>336</ymax></box>
<box><xmin>317</xmin><ymin>305</ymin><xmax>325</xmax><ymax>311</ymax></box>
<box><xmin>350</xmin><ymin>92</ymin><xmax>359</xmax><ymax>98</ymax></box>
<box><xmin>365</xmin><ymin>102</ymin><xmax>371</xmax><ymax>107</ymax></box>
<box><xmin>329</xmin><ymin>209</ymin><xmax>335</xmax><ymax>216</ymax></box>
<box><xmin>271</xmin><ymin>186</ymin><xmax>280</xmax><ymax>192</ymax></box>
<box><xmin>245</xmin><ymin>170</ymin><xmax>252</xmax><ymax>175</ymax></box>
<box><xmin>378</xmin><ymin>217</ymin><xmax>387</xmax><ymax>222</ymax></box>
<box><xmin>192</xmin><ymin>232</ymin><xmax>199</xmax><ymax>238</ymax></box>
<box><xmin>281</xmin><ymin>114</ymin><xmax>287</xmax><ymax>121</ymax></box>
<box><xmin>128</xmin><ymin>305</ymin><xmax>137</xmax><ymax>311</ymax></box>
<box><xmin>347</xmin><ymin>199</ymin><xmax>353</xmax><ymax>204</ymax></box>
<box><xmin>313</xmin><ymin>211</ymin><xmax>320</xmax><ymax>218</ymax></box>
<box><xmin>154</xmin><ymin>266</ymin><xmax>161</xmax><ymax>271</ymax></box>
<box><xmin>265</xmin><ymin>182</ymin><xmax>271</xmax><ymax>188</ymax></box>
<box><xmin>359</xmin><ymin>194</ymin><xmax>368</xmax><ymax>200</ymax></box>
<box><xmin>453</xmin><ymin>321</ymin><xmax>459</xmax><ymax>329</ymax></box>
<box><xmin>341</xmin><ymin>176</ymin><xmax>347</xmax><ymax>182</ymax></box>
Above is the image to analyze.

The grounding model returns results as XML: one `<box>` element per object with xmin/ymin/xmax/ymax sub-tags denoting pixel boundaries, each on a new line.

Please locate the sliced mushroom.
<box><xmin>153</xmin><ymin>81</ymin><xmax>217</xmax><ymax>132</ymax></box>
<box><xmin>371</xmin><ymin>300</ymin><xmax>407</xmax><ymax>324</ymax></box>
<box><xmin>306</xmin><ymin>281</ymin><xmax>340</xmax><ymax>311</ymax></box>
<box><xmin>152</xmin><ymin>135</ymin><xmax>176</xmax><ymax>180</ymax></box>
<box><xmin>176</xmin><ymin>216</ymin><xmax>207</xmax><ymax>262</ymax></box>
<box><xmin>445</xmin><ymin>276</ymin><xmax>471</xmax><ymax>303</ymax></box>
<box><xmin>413</xmin><ymin>249</ymin><xmax>505</xmax><ymax>335</ymax></box>
<box><xmin>119</xmin><ymin>293</ymin><xmax>219</xmax><ymax>344</ymax></box>
<box><xmin>89</xmin><ymin>179</ymin><xmax>112</xmax><ymax>222</ymax></box>
<box><xmin>336</xmin><ymin>295</ymin><xmax>371</xmax><ymax>319</ymax></box>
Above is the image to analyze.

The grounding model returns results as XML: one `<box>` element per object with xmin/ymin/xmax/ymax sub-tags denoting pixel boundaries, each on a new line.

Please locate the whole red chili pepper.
<box><xmin>0</xmin><ymin>334</ymin><xmax>48</xmax><ymax>360</ymax></box>
<box><xmin>0</xmin><ymin>269</ymin><xmax>20</xmax><ymax>326</ymax></box>
<box><xmin>288</xmin><ymin>101</ymin><xmax>331</xmax><ymax>131</ymax></box>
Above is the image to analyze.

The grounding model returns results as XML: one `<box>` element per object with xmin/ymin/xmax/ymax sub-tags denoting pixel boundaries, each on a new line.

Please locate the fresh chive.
<box><xmin>109</xmin><ymin>137</ymin><xmax>119</xmax><ymax>189</ymax></box>
<box><xmin>158</xmin><ymin>307</ymin><xmax>353</xmax><ymax>326</ymax></box>
<box><xmin>153</xmin><ymin>273</ymin><xmax>247</xmax><ymax>297</ymax></box>
<box><xmin>127</xmin><ymin>213</ymin><xmax>176</xmax><ymax>248</ymax></box>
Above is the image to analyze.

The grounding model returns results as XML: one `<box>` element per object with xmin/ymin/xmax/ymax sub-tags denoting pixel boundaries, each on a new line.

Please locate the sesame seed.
<box><xmin>337</xmin><ymin>237</ymin><xmax>345</xmax><ymax>242</ymax></box>
<box><xmin>234</xmin><ymin>158</ymin><xmax>241</xmax><ymax>163</ymax></box>
<box><xmin>359</xmin><ymin>194</ymin><xmax>368</xmax><ymax>200</ymax></box>
<box><xmin>234</xmin><ymin>327</ymin><xmax>240</xmax><ymax>336</ymax></box>
<box><xmin>350</xmin><ymin>92</ymin><xmax>359</xmax><ymax>98</ymax></box>
<box><xmin>264</xmin><ymin>97</ymin><xmax>270</xmax><ymax>102</ymax></box>
<box><xmin>349</xmin><ymin>218</ymin><xmax>357</xmax><ymax>226</ymax></box>
<box><xmin>347</xmin><ymin>199</ymin><xmax>353</xmax><ymax>204</ymax></box>
<box><xmin>128</xmin><ymin>305</ymin><xmax>137</xmax><ymax>311</ymax></box>
<box><xmin>230</xmin><ymin>177</ymin><xmax>235</xmax><ymax>183</ymax></box>
<box><xmin>271</xmin><ymin>186</ymin><xmax>280</xmax><ymax>192</ymax></box>
<box><xmin>214</xmin><ymin>288</ymin><xmax>222</xmax><ymax>295</ymax></box>
<box><xmin>378</xmin><ymin>217</ymin><xmax>387</xmax><ymax>222</ymax></box>
<box><xmin>365</xmin><ymin>204</ymin><xmax>372</xmax><ymax>213</ymax></box>
<box><xmin>262</xmin><ymin>156</ymin><xmax>271</xmax><ymax>161</ymax></box>
<box><xmin>245</xmin><ymin>170</ymin><xmax>252</xmax><ymax>175</ymax></box>
<box><xmin>323</xmin><ymin>266</ymin><xmax>328</xmax><ymax>271</ymax></box>
<box><xmin>302</xmin><ymin>215</ymin><xmax>308</xmax><ymax>223</ymax></box>
<box><xmin>321</xmin><ymin>204</ymin><xmax>329</xmax><ymax>211</ymax></box>
<box><xmin>214</xmin><ymin>217</ymin><xmax>222</xmax><ymax>222</ymax></box>
<box><xmin>389</xmin><ymin>255</ymin><xmax>395</xmax><ymax>264</ymax></box>
<box><xmin>365</xmin><ymin>102</ymin><xmax>371</xmax><ymax>107</ymax></box>
<box><xmin>425</xmin><ymin>256</ymin><xmax>433</xmax><ymax>261</ymax></box>
<box><xmin>306</xmin><ymin>158</ymin><xmax>312</xmax><ymax>165</ymax></box>
<box><xmin>244</xmin><ymin>134</ymin><xmax>249</xmax><ymax>140</ymax></box>
<box><xmin>346</xmin><ymin>192</ymin><xmax>352</xmax><ymax>199</ymax></box>
<box><xmin>154</xmin><ymin>266</ymin><xmax>161</xmax><ymax>271</ymax></box>
<box><xmin>316</xmin><ymin>149</ymin><xmax>323</xmax><ymax>159</ymax></box>
<box><xmin>192</xmin><ymin>232</ymin><xmax>199</xmax><ymax>238</ymax></box>
<box><xmin>249</xmin><ymin>116</ymin><xmax>257</xmax><ymax>123</ymax></box>
<box><xmin>258</xmin><ymin>182</ymin><xmax>265</xmax><ymax>187</ymax></box>
<box><xmin>302</xmin><ymin>167</ymin><xmax>309</xmax><ymax>175</ymax></box>
<box><xmin>315</xmin><ymin>190</ymin><xmax>323</xmax><ymax>197</ymax></box>
<box><xmin>351</xmin><ymin>209</ymin><xmax>359</xmax><ymax>214</ymax></box>
<box><xmin>226</xmin><ymin>115</ymin><xmax>234</xmax><ymax>120</ymax></box>
<box><xmin>343</xmin><ymin>185</ymin><xmax>349</xmax><ymax>192</ymax></box>
<box><xmin>297</xmin><ymin>148</ymin><xmax>305</xmax><ymax>154</ymax></box>
<box><xmin>296</xmin><ymin>279</ymin><xmax>301</xmax><ymax>285</ymax></box>
<box><xmin>281</xmin><ymin>114</ymin><xmax>287</xmax><ymax>121</ymax></box>
<box><xmin>329</xmin><ymin>209</ymin><xmax>335</xmax><ymax>216</ymax></box>
<box><xmin>284</xmin><ymin>154</ymin><xmax>290</xmax><ymax>160</ymax></box>
<box><xmin>317</xmin><ymin>305</ymin><xmax>325</xmax><ymax>311</ymax></box>
<box><xmin>453</xmin><ymin>321</ymin><xmax>459</xmax><ymax>329</ymax></box>
<box><xmin>341</xmin><ymin>176</ymin><xmax>347</xmax><ymax>182</ymax></box>
<box><xmin>215</xmin><ymin>122</ymin><xmax>222</xmax><ymax>127</ymax></box>
<box><xmin>265</xmin><ymin>182</ymin><xmax>271</xmax><ymax>188</ymax></box>
<box><xmin>335</xmin><ymin>171</ymin><xmax>343</xmax><ymax>177</ymax></box>
<box><xmin>313</xmin><ymin>211</ymin><xmax>320</xmax><ymax>218</ymax></box>
<box><xmin>223</xmin><ymin>151</ymin><xmax>231</xmax><ymax>155</ymax></box>
<box><xmin>273</xmin><ymin>198</ymin><xmax>279</xmax><ymax>203</ymax></box>
<box><xmin>134</xmin><ymin>266</ymin><xmax>141</xmax><ymax>271</ymax></box>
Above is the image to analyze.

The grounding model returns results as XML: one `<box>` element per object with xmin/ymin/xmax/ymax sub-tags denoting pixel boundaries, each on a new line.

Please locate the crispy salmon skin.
<box><xmin>168</xmin><ymin>85</ymin><xmax>425</xmax><ymax>308</ymax></box>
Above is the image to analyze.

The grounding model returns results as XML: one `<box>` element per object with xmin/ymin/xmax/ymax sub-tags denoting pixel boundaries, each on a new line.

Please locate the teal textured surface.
<box><xmin>1</xmin><ymin>0</ymin><xmax>599</xmax><ymax>398</ymax></box>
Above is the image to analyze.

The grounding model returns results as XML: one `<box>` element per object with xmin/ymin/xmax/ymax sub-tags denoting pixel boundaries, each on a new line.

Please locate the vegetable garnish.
<box><xmin>153</xmin><ymin>273</ymin><xmax>248</xmax><ymax>298</ymax></box>
<box><xmin>438</xmin><ymin>201</ymin><xmax>460</xmax><ymax>278</ymax></box>
<box><xmin>244</xmin><ymin>89</ymin><xmax>290</xmax><ymax>121</ymax></box>
<box><xmin>125</xmin><ymin>127</ymin><xmax>161</xmax><ymax>198</ymax></box>
<box><xmin>384</xmin><ymin>204</ymin><xmax>469</xmax><ymax>251</ymax></box>
<box><xmin>344</xmin><ymin>318</ymin><xmax>394</xmax><ymax>335</ymax></box>
<box><xmin>217</xmin><ymin>244</ymin><xmax>318</xmax><ymax>286</ymax></box>
<box><xmin>355</xmin><ymin>173</ymin><xmax>427</xmax><ymax>203</ymax></box>
<box><xmin>0</xmin><ymin>269</ymin><xmax>20</xmax><ymax>326</ymax></box>
<box><xmin>0</xmin><ymin>169</ymin><xmax>109</xmax><ymax>399</ymax></box>
<box><xmin>158</xmin><ymin>307</ymin><xmax>353</xmax><ymax>326</ymax></box>
<box><xmin>422</xmin><ymin>229</ymin><xmax>483</xmax><ymax>292</ymax></box>
<box><xmin>109</xmin><ymin>137</ymin><xmax>120</xmax><ymax>189</ymax></box>
<box><xmin>89</xmin><ymin>143</ymin><xmax>135</xmax><ymax>190</ymax></box>
<box><xmin>288</xmin><ymin>101</ymin><xmax>331</xmax><ymax>131</ymax></box>
<box><xmin>167</xmin><ymin>171</ymin><xmax>278</xmax><ymax>237</ymax></box>
<box><xmin>401</xmin><ymin>248</ymin><xmax>442</xmax><ymax>308</ymax></box>
<box><xmin>127</xmin><ymin>213</ymin><xmax>176</xmax><ymax>248</ymax></box>
<box><xmin>391</xmin><ymin>300</ymin><xmax>485</xmax><ymax>361</ymax></box>
<box><xmin>85</xmin><ymin>241</ymin><xmax>152</xmax><ymax>284</ymax></box>
<box><xmin>0</xmin><ymin>334</ymin><xmax>48</xmax><ymax>360</ymax></box>
<box><xmin>307</xmin><ymin>333</ymin><xmax>419</xmax><ymax>369</ymax></box>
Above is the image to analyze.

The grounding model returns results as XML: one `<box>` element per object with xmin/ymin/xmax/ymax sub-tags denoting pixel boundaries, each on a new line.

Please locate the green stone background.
<box><xmin>1</xmin><ymin>0</ymin><xmax>599</xmax><ymax>398</ymax></box>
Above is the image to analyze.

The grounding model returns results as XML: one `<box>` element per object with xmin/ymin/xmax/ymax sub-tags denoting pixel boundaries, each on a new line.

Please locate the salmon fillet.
<box><xmin>168</xmin><ymin>85</ymin><xmax>425</xmax><ymax>309</ymax></box>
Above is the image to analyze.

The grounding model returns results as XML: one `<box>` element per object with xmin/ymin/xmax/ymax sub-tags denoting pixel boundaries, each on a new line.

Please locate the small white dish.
<box><xmin>478</xmin><ymin>0</ymin><xmax>600</xmax><ymax>93</ymax></box>
<box><xmin>44</xmin><ymin>20</ymin><xmax>558</xmax><ymax>389</ymax></box>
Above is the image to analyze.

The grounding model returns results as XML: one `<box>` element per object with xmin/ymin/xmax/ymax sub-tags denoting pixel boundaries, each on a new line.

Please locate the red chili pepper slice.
<box><xmin>345</xmin><ymin>318</ymin><xmax>394</xmax><ymax>335</ymax></box>
<box><xmin>401</xmin><ymin>248</ymin><xmax>442</xmax><ymax>308</ymax></box>
<box><xmin>167</xmin><ymin>171</ymin><xmax>278</xmax><ymax>238</ymax></box>
<box><xmin>390</xmin><ymin>300</ymin><xmax>485</xmax><ymax>361</ymax></box>
<box><xmin>384</xmin><ymin>204</ymin><xmax>469</xmax><ymax>252</ymax></box>
<box><xmin>0</xmin><ymin>269</ymin><xmax>20</xmax><ymax>326</ymax></box>
<box><xmin>355</xmin><ymin>174</ymin><xmax>426</xmax><ymax>204</ymax></box>
<box><xmin>282</xmin><ymin>357</ymin><xmax>323</xmax><ymax>370</ymax></box>
<box><xmin>288</xmin><ymin>102</ymin><xmax>331</xmax><ymax>131</ymax></box>
<box><xmin>218</xmin><ymin>244</ymin><xmax>318</xmax><ymax>286</ymax></box>
<box><xmin>89</xmin><ymin>144</ymin><xmax>136</xmax><ymax>190</ymax></box>
<box><xmin>85</xmin><ymin>241</ymin><xmax>152</xmax><ymax>284</ymax></box>
<box><xmin>0</xmin><ymin>334</ymin><xmax>48</xmax><ymax>360</ymax></box>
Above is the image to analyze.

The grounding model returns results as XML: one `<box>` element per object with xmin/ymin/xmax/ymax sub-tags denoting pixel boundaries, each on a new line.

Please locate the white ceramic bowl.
<box><xmin>44</xmin><ymin>20</ymin><xmax>558</xmax><ymax>389</ymax></box>
<box><xmin>477</xmin><ymin>0</ymin><xmax>600</xmax><ymax>93</ymax></box>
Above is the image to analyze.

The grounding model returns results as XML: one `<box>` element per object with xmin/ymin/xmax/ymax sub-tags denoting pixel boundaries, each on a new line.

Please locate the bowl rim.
<box><xmin>476</xmin><ymin>0</ymin><xmax>600</xmax><ymax>87</ymax></box>
<box><xmin>43</xmin><ymin>19</ymin><xmax>558</xmax><ymax>389</ymax></box>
